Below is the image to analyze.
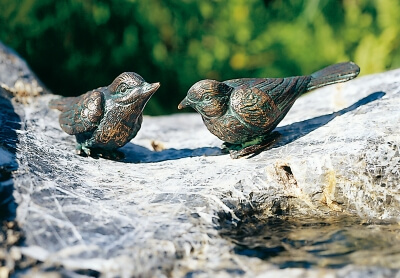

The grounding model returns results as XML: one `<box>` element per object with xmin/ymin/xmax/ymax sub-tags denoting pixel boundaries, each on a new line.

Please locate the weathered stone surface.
<box><xmin>1</xmin><ymin>43</ymin><xmax>400</xmax><ymax>277</ymax></box>
<box><xmin>0</xmin><ymin>42</ymin><xmax>47</xmax><ymax>103</ymax></box>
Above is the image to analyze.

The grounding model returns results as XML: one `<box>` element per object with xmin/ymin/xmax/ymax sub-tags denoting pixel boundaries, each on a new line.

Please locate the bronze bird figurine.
<box><xmin>178</xmin><ymin>62</ymin><xmax>360</xmax><ymax>158</ymax></box>
<box><xmin>49</xmin><ymin>72</ymin><xmax>160</xmax><ymax>159</ymax></box>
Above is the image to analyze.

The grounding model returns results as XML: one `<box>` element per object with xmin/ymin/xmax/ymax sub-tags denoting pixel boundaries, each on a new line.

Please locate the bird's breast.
<box><xmin>91</xmin><ymin>105</ymin><xmax>142</xmax><ymax>149</ymax></box>
<box><xmin>203</xmin><ymin>114</ymin><xmax>255</xmax><ymax>144</ymax></box>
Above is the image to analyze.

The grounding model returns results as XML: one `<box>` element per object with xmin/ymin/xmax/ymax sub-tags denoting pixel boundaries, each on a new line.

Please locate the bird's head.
<box><xmin>109</xmin><ymin>72</ymin><xmax>160</xmax><ymax>109</ymax></box>
<box><xmin>178</xmin><ymin>80</ymin><xmax>232</xmax><ymax>118</ymax></box>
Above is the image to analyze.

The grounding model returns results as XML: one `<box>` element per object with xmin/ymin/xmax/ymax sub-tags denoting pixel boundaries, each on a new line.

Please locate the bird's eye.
<box><xmin>118</xmin><ymin>83</ymin><xmax>128</xmax><ymax>93</ymax></box>
<box><xmin>204</xmin><ymin>95</ymin><xmax>211</xmax><ymax>101</ymax></box>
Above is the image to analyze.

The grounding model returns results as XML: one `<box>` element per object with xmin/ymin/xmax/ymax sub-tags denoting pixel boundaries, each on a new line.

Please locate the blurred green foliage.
<box><xmin>0</xmin><ymin>0</ymin><xmax>399</xmax><ymax>115</ymax></box>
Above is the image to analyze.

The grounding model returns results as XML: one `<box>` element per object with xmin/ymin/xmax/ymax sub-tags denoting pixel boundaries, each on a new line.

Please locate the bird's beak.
<box><xmin>178</xmin><ymin>97</ymin><xmax>189</xmax><ymax>109</ymax></box>
<box><xmin>143</xmin><ymin>82</ymin><xmax>160</xmax><ymax>97</ymax></box>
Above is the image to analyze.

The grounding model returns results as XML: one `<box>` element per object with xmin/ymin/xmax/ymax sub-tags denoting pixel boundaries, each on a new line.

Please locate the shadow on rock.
<box><xmin>0</xmin><ymin>89</ymin><xmax>20</xmax><ymax>221</ymax></box>
<box><xmin>273</xmin><ymin>91</ymin><xmax>386</xmax><ymax>148</ymax></box>
<box><xmin>120</xmin><ymin>143</ymin><xmax>222</xmax><ymax>163</ymax></box>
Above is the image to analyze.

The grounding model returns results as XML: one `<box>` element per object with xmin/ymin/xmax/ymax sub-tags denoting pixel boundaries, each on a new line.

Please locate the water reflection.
<box><xmin>219</xmin><ymin>215</ymin><xmax>400</xmax><ymax>269</ymax></box>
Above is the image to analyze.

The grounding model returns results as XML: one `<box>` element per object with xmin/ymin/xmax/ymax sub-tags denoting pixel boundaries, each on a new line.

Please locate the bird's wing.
<box><xmin>224</xmin><ymin>78</ymin><xmax>283</xmax><ymax>90</ymax></box>
<box><xmin>229</xmin><ymin>77</ymin><xmax>310</xmax><ymax>130</ymax></box>
<box><xmin>56</xmin><ymin>90</ymin><xmax>105</xmax><ymax>135</ymax></box>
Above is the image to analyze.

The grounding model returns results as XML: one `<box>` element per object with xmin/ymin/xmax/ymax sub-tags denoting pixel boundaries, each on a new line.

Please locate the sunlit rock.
<box><xmin>1</xmin><ymin>41</ymin><xmax>400</xmax><ymax>277</ymax></box>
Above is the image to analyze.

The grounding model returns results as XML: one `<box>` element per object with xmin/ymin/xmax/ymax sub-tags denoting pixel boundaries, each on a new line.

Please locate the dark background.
<box><xmin>0</xmin><ymin>0</ymin><xmax>399</xmax><ymax>115</ymax></box>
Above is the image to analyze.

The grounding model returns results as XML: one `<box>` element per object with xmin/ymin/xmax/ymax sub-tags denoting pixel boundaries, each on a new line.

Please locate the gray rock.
<box><xmin>0</xmin><ymin>42</ymin><xmax>47</xmax><ymax>103</ymax></box>
<box><xmin>1</xmin><ymin>43</ymin><xmax>400</xmax><ymax>277</ymax></box>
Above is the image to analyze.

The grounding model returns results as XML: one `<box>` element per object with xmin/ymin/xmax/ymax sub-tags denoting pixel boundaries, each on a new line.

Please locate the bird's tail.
<box><xmin>307</xmin><ymin>62</ymin><xmax>360</xmax><ymax>91</ymax></box>
<box><xmin>48</xmin><ymin>97</ymin><xmax>73</xmax><ymax>112</ymax></box>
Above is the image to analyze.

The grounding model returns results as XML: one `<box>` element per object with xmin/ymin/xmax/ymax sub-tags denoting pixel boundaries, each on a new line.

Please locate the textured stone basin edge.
<box><xmin>11</xmin><ymin>69</ymin><xmax>400</xmax><ymax>276</ymax></box>
<box><xmin>1</xmin><ymin>39</ymin><xmax>400</xmax><ymax>276</ymax></box>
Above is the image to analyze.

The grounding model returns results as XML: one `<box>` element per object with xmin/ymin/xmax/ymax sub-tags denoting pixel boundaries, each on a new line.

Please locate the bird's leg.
<box><xmin>75</xmin><ymin>134</ymin><xmax>92</xmax><ymax>156</ymax></box>
<box><xmin>221</xmin><ymin>138</ymin><xmax>263</xmax><ymax>154</ymax></box>
<box><xmin>78</xmin><ymin>139</ymin><xmax>124</xmax><ymax>160</ymax></box>
<box><xmin>229</xmin><ymin>131</ymin><xmax>281</xmax><ymax>159</ymax></box>
<box><xmin>221</xmin><ymin>142</ymin><xmax>242</xmax><ymax>153</ymax></box>
<box><xmin>75</xmin><ymin>143</ymin><xmax>89</xmax><ymax>156</ymax></box>
<box><xmin>78</xmin><ymin>144</ymin><xmax>92</xmax><ymax>157</ymax></box>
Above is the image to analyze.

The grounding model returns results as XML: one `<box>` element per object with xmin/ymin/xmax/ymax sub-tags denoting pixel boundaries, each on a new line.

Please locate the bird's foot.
<box><xmin>75</xmin><ymin>144</ymin><xmax>124</xmax><ymax>160</ymax></box>
<box><xmin>225</xmin><ymin>132</ymin><xmax>281</xmax><ymax>159</ymax></box>
<box><xmin>76</xmin><ymin>144</ymin><xmax>90</xmax><ymax>157</ymax></box>
<box><xmin>92</xmin><ymin>148</ymin><xmax>125</xmax><ymax>160</ymax></box>
<box><xmin>221</xmin><ymin>142</ymin><xmax>242</xmax><ymax>153</ymax></box>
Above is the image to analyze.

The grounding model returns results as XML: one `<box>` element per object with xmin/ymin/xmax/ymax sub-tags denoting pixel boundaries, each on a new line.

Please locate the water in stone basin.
<box><xmin>219</xmin><ymin>215</ymin><xmax>400</xmax><ymax>269</ymax></box>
